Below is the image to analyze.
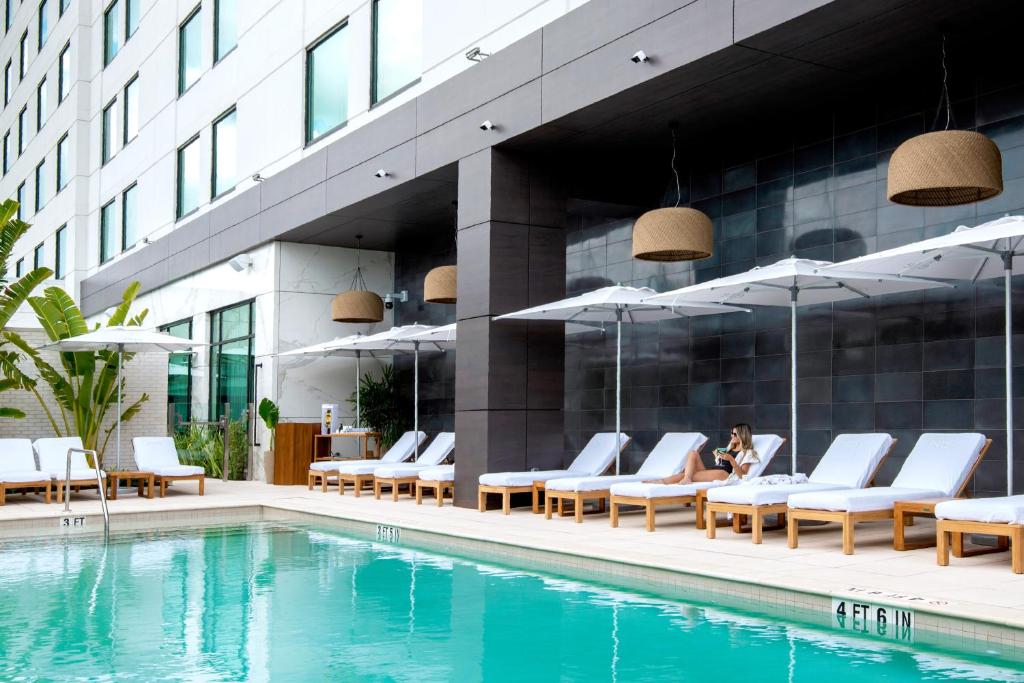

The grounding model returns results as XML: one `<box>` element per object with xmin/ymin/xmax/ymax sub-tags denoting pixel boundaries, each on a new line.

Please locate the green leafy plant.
<box><xmin>258</xmin><ymin>398</ymin><xmax>279</xmax><ymax>450</ymax></box>
<box><xmin>173</xmin><ymin>419</ymin><xmax>248</xmax><ymax>480</ymax></box>
<box><xmin>349</xmin><ymin>364</ymin><xmax>406</xmax><ymax>450</ymax></box>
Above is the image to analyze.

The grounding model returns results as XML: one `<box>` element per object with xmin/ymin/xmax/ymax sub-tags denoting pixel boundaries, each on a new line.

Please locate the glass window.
<box><xmin>209</xmin><ymin>300</ymin><xmax>253</xmax><ymax>423</ymax></box>
<box><xmin>33</xmin><ymin>158</ymin><xmax>45</xmax><ymax>211</ymax></box>
<box><xmin>214</xmin><ymin>0</ymin><xmax>236</xmax><ymax>62</ymax></box>
<box><xmin>101</xmin><ymin>98</ymin><xmax>116</xmax><ymax>163</ymax></box>
<box><xmin>372</xmin><ymin>0</ymin><xmax>421</xmax><ymax>104</ymax></box>
<box><xmin>100</xmin><ymin>198</ymin><xmax>116</xmax><ymax>263</ymax></box>
<box><xmin>60</xmin><ymin>0</ymin><xmax>69</xmax><ymax>16</ymax></box>
<box><xmin>162</xmin><ymin>318</ymin><xmax>193</xmax><ymax>428</ymax></box>
<box><xmin>5</xmin><ymin>0</ymin><xmax>11</xmax><ymax>32</ymax></box>
<box><xmin>211</xmin><ymin>107</ymin><xmax>235</xmax><ymax>197</ymax></box>
<box><xmin>2</xmin><ymin>131</ymin><xmax>9</xmax><ymax>174</ymax></box>
<box><xmin>16</xmin><ymin>182</ymin><xmax>24</xmax><ymax>219</ymax></box>
<box><xmin>33</xmin><ymin>242</ymin><xmax>42</xmax><ymax>269</ymax></box>
<box><xmin>4</xmin><ymin>61</ymin><xmax>10</xmax><ymax>104</ymax></box>
<box><xmin>54</xmin><ymin>224</ymin><xmax>65</xmax><ymax>278</ymax></box>
<box><xmin>176</xmin><ymin>135</ymin><xmax>199</xmax><ymax>217</ymax></box>
<box><xmin>19</xmin><ymin>31</ymin><xmax>27</xmax><ymax>80</ymax></box>
<box><xmin>56</xmin><ymin>132</ymin><xmax>68</xmax><ymax>189</ymax></box>
<box><xmin>58</xmin><ymin>42</ymin><xmax>69</xmax><ymax>102</ymax></box>
<box><xmin>122</xmin><ymin>74</ymin><xmax>138</xmax><ymax>143</ymax></box>
<box><xmin>15</xmin><ymin>258</ymin><xmax>22</xmax><ymax>277</ymax></box>
<box><xmin>125</xmin><ymin>0</ymin><xmax>138</xmax><ymax>37</ymax></box>
<box><xmin>178</xmin><ymin>8</ymin><xmax>201</xmax><ymax>94</ymax></box>
<box><xmin>35</xmin><ymin>77</ymin><xmax>46</xmax><ymax>130</ymax></box>
<box><xmin>121</xmin><ymin>182</ymin><xmax>136</xmax><ymax>249</ymax></box>
<box><xmin>305</xmin><ymin>22</ymin><xmax>348</xmax><ymax>142</ymax></box>
<box><xmin>37</xmin><ymin>0</ymin><xmax>48</xmax><ymax>49</ymax></box>
<box><xmin>17</xmin><ymin>106</ymin><xmax>26</xmax><ymax>154</ymax></box>
<box><xmin>103</xmin><ymin>0</ymin><xmax>120</xmax><ymax>66</ymax></box>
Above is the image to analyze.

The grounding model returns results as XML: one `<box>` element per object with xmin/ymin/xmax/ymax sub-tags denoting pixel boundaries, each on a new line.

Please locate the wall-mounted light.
<box><xmin>479</xmin><ymin>120</ymin><xmax>496</xmax><ymax>131</ymax></box>
<box><xmin>228</xmin><ymin>254</ymin><xmax>253</xmax><ymax>272</ymax></box>
<box><xmin>630</xmin><ymin>50</ymin><xmax>650</xmax><ymax>63</ymax></box>
<box><xmin>374</xmin><ymin>169</ymin><xmax>390</xmax><ymax>178</ymax></box>
<box><xmin>465</xmin><ymin>47</ymin><xmax>490</xmax><ymax>62</ymax></box>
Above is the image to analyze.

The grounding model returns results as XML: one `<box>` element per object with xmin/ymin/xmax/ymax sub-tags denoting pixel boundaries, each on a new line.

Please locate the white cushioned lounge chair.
<box><xmin>478</xmin><ymin>432</ymin><xmax>630</xmax><ymax>515</ymax></box>
<box><xmin>935</xmin><ymin>496</ymin><xmax>1024</xmax><ymax>574</ymax></box>
<box><xmin>0</xmin><ymin>438</ymin><xmax>52</xmax><ymax>505</ymax></box>
<box><xmin>373</xmin><ymin>432</ymin><xmax>455</xmax><ymax>501</ymax></box>
<box><xmin>35</xmin><ymin>436</ymin><xmax>105</xmax><ymax>504</ymax></box>
<box><xmin>705</xmin><ymin>433</ymin><xmax>894</xmax><ymax>543</ymax></box>
<box><xmin>608</xmin><ymin>434</ymin><xmax>784</xmax><ymax>532</ymax></box>
<box><xmin>786</xmin><ymin>433</ymin><xmax>990</xmax><ymax>555</ymax></box>
<box><xmin>132</xmin><ymin>437</ymin><xmax>205</xmax><ymax>496</ymax></box>
<box><xmin>308</xmin><ymin>430</ymin><xmax>426</xmax><ymax>493</ymax></box>
<box><xmin>416</xmin><ymin>465</ymin><xmax>454</xmax><ymax>507</ymax></box>
<box><xmin>545</xmin><ymin>432</ymin><xmax>708</xmax><ymax>524</ymax></box>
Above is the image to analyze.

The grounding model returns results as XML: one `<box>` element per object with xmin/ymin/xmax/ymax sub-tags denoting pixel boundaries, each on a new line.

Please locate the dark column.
<box><xmin>453</xmin><ymin>148</ymin><xmax>566</xmax><ymax>508</ymax></box>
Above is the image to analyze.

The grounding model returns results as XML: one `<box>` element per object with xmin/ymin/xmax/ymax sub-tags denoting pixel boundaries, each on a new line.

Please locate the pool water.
<box><xmin>1</xmin><ymin>523</ymin><xmax>1021</xmax><ymax>682</ymax></box>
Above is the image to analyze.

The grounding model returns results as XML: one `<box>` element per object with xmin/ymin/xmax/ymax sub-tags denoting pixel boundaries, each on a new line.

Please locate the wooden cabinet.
<box><xmin>273</xmin><ymin>423</ymin><xmax>320</xmax><ymax>485</ymax></box>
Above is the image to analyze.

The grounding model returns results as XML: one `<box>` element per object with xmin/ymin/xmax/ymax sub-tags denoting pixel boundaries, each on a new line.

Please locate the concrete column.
<box><xmin>453</xmin><ymin>148</ymin><xmax>566</xmax><ymax>508</ymax></box>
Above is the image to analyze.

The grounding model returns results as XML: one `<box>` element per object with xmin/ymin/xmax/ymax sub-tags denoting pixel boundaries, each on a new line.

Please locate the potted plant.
<box><xmin>258</xmin><ymin>398</ymin><xmax>280</xmax><ymax>484</ymax></box>
<box><xmin>349</xmin><ymin>365</ymin><xmax>406</xmax><ymax>451</ymax></box>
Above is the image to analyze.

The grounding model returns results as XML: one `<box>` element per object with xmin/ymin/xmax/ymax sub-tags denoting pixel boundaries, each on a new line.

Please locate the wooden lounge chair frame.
<box><xmin>54</xmin><ymin>478</ymin><xmax>103</xmax><ymax>504</ymax></box>
<box><xmin>542</xmin><ymin>438</ymin><xmax>637</xmax><ymax>523</ymax></box>
<box><xmin>308</xmin><ymin>466</ymin><xmax>341</xmax><ymax>492</ymax></box>
<box><xmin>416</xmin><ymin>478</ymin><xmax>454</xmax><ymax>506</ymax></box>
<box><xmin>374</xmin><ymin>476</ymin><xmax>420</xmax><ymax>501</ymax></box>
<box><xmin>705</xmin><ymin>438</ymin><xmax>895</xmax><ymax>544</ymax></box>
<box><xmin>338</xmin><ymin>471</ymin><xmax>376</xmax><ymax>496</ymax></box>
<box><xmin>0</xmin><ymin>479</ymin><xmax>52</xmax><ymax>505</ymax></box>
<box><xmin>937</xmin><ymin>519</ymin><xmax>1021</xmax><ymax>574</ymax></box>
<box><xmin>153</xmin><ymin>472</ymin><xmax>205</xmax><ymax>497</ymax></box>
<box><xmin>787</xmin><ymin>438</ymin><xmax>990</xmax><ymax>555</ymax></box>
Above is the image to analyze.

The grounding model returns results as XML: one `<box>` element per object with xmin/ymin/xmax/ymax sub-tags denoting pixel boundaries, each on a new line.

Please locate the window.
<box><xmin>37</xmin><ymin>0</ymin><xmax>48</xmax><ymax>49</ymax></box>
<box><xmin>162</xmin><ymin>318</ymin><xmax>193</xmax><ymax>427</ymax></box>
<box><xmin>15</xmin><ymin>182</ymin><xmax>24</xmax><ymax>219</ymax></box>
<box><xmin>214</xmin><ymin>0</ymin><xmax>236</xmax><ymax>62</ymax></box>
<box><xmin>305</xmin><ymin>22</ymin><xmax>348</xmax><ymax>143</ymax></box>
<box><xmin>19</xmin><ymin>31</ymin><xmax>27</xmax><ymax>80</ymax></box>
<box><xmin>33</xmin><ymin>158</ymin><xmax>45</xmax><ymax>210</ymax></box>
<box><xmin>100</xmin><ymin>198</ymin><xmax>116</xmax><ymax>263</ymax></box>
<box><xmin>60</xmin><ymin>0</ymin><xmax>69</xmax><ymax>16</ymax></box>
<box><xmin>4</xmin><ymin>61</ymin><xmax>10</xmax><ymax>104</ymax></box>
<box><xmin>5</xmin><ymin>0</ymin><xmax>11</xmax><ymax>32</ymax></box>
<box><xmin>2</xmin><ymin>131</ymin><xmax>9</xmax><ymax>174</ymax></box>
<box><xmin>372</xmin><ymin>0</ymin><xmax>421</xmax><ymax>104</ymax></box>
<box><xmin>35</xmin><ymin>77</ymin><xmax>46</xmax><ymax>130</ymax></box>
<box><xmin>121</xmin><ymin>182</ymin><xmax>136</xmax><ymax>249</ymax></box>
<box><xmin>15</xmin><ymin>258</ymin><xmax>22</xmax><ymax>277</ymax></box>
<box><xmin>209</xmin><ymin>300</ymin><xmax>253</xmax><ymax>422</ymax></box>
<box><xmin>32</xmin><ymin>242</ymin><xmax>42</xmax><ymax>269</ymax></box>
<box><xmin>101</xmin><ymin>98</ymin><xmax>116</xmax><ymax>163</ymax></box>
<box><xmin>211</xmin><ymin>107</ymin><xmax>235</xmax><ymax>198</ymax></box>
<box><xmin>122</xmin><ymin>74</ymin><xmax>138</xmax><ymax>143</ymax></box>
<box><xmin>58</xmin><ymin>42</ymin><xmax>69</xmax><ymax>102</ymax></box>
<box><xmin>176</xmin><ymin>135</ymin><xmax>199</xmax><ymax>218</ymax></box>
<box><xmin>56</xmin><ymin>132</ymin><xmax>68</xmax><ymax>189</ymax></box>
<box><xmin>17</xmin><ymin>106</ymin><xmax>26</xmax><ymax>153</ymax></box>
<box><xmin>178</xmin><ymin>7</ymin><xmax>201</xmax><ymax>94</ymax></box>
<box><xmin>125</xmin><ymin>0</ymin><xmax>138</xmax><ymax>38</ymax></box>
<box><xmin>54</xmin><ymin>224</ymin><xmax>65</xmax><ymax>277</ymax></box>
<box><xmin>103</xmin><ymin>0</ymin><xmax>120</xmax><ymax>66</ymax></box>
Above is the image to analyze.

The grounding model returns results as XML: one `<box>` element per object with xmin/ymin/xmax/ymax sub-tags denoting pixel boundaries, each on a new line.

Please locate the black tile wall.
<box><xmin>564</xmin><ymin>80</ymin><xmax>1024</xmax><ymax>496</ymax></box>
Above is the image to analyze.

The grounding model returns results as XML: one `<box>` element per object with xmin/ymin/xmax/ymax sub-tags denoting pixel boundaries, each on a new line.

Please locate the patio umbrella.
<box><xmin>347</xmin><ymin>324</ymin><xmax>455</xmax><ymax>456</ymax></box>
<box><xmin>828</xmin><ymin>215</ymin><xmax>1024</xmax><ymax>493</ymax></box>
<box><xmin>278</xmin><ymin>333</ymin><xmax>370</xmax><ymax>427</ymax></box>
<box><xmin>41</xmin><ymin>326</ymin><xmax>204</xmax><ymax>470</ymax></box>
<box><xmin>645</xmin><ymin>258</ymin><xmax>949</xmax><ymax>474</ymax></box>
<box><xmin>496</xmin><ymin>285</ymin><xmax>747</xmax><ymax>474</ymax></box>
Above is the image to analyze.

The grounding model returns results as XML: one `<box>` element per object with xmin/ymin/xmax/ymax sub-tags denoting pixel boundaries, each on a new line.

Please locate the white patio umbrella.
<box><xmin>41</xmin><ymin>326</ymin><xmax>204</xmax><ymax>469</ymax></box>
<box><xmin>496</xmin><ymin>285</ymin><xmax>747</xmax><ymax>474</ymax></box>
<box><xmin>347</xmin><ymin>324</ymin><xmax>455</xmax><ymax>456</ymax></box>
<box><xmin>645</xmin><ymin>258</ymin><xmax>949</xmax><ymax>474</ymax></box>
<box><xmin>278</xmin><ymin>333</ymin><xmax>370</xmax><ymax>427</ymax></box>
<box><xmin>829</xmin><ymin>215</ymin><xmax>1024</xmax><ymax>493</ymax></box>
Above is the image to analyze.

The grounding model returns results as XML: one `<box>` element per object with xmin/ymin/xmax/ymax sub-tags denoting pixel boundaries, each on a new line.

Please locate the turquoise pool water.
<box><xmin>1</xmin><ymin>522</ymin><xmax>1022</xmax><ymax>682</ymax></box>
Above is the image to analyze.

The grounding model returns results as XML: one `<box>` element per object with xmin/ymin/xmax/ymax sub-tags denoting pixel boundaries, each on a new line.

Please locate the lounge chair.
<box><xmin>307</xmin><ymin>430</ymin><xmax>425</xmax><ymax>492</ymax></box>
<box><xmin>0</xmin><ymin>438</ymin><xmax>52</xmax><ymax>505</ymax></box>
<box><xmin>545</xmin><ymin>432</ymin><xmax>708</xmax><ymax>523</ymax></box>
<box><xmin>935</xmin><ymin>496</ymin><xmax>1024</xmax><ymax>574</ymax></box>
<box><xmin>608</xmin><ymin>434</ymin><xmax>784</xmax><ymax>532</ymax></box>
<box><xmin>373</xmin><ymin>432</ymin><xmax>455</xmax><ymax>501</ymax></box>
<box><xmin>477</xmin><ymin>432</ymin><xmax>630</xmax><ymax>515</ymax></box>
<box><xmin>132</xmin><ymin>437</ymin><xmax>206</xmax><ymax>496</ymax></box>
<box><xmin>787</xmin><ymin>433</ymin><xmax>990</xmax><ymax>555</ymax></box>
<box><xmin>416</xmin><ymin>465</ymin><xmax>454</xmax><ymax>506</ymax></box>
<box><xmin>35</xmin><ymin>436</ymin><xmax>105</xmax><ymax>503</ymax></box>
<box><xmin>705</xmin><ymin>433</ymin><xmax>894</xmax><ymax>543</ymax></box>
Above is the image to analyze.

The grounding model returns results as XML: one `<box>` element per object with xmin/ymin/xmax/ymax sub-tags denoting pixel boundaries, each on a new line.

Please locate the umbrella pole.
<box><xmin>615</xmin><ymin>309</ymin><xmax>622</xmax><ymax>475</ymax></box>
<box><xmin>116</xmin><ymin>343</ymin><xmax>123</xmax><ymax>471</ymax></box>
<box><xmin>414</xmin><ymin>343</ymin><xmax>420</xmax><ymax>458</ymax></box>
<box><xmin>790</xmin><ymin>289</ymin><xmax>798</xmax><ymax>476</ymax></box>
<box><xmin>1006</xmin><ymin>256</ymin><xmax>1014</xmax><ymax>495</ymax></box>
<box><xmin>355</xmin><ymin>351</ymin><xmax>361</xmax><ymax>428</ymax></box>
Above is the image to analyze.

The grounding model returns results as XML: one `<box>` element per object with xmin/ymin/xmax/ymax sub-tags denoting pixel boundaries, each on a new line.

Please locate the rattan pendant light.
<box><xmin>332</xmin><ymin>235</ymin><xmax>384</xmax><ymax>323</ymax></box>
<box><xmin>424</xmin><ymin>203</ymin><xmax>458</xmax><ymax>304</ymax></box>
<box><xmin>633</xmin><ymin>126</ymin><xmax>713</xmax><ymax>261</ymax></box>
<box><xmin>888</xmin><ymin>37</ymin><xmax>1003</xmax><ymax>207</ymax></box>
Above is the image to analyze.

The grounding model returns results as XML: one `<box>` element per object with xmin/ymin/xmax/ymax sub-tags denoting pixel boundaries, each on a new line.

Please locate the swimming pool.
<box><xmin>1</xmin><ymin>522</ymin><xmax>1021</xmax><ymax>682</ymax></box>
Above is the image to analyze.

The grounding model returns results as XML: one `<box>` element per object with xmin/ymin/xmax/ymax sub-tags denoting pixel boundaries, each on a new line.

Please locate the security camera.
<box><xmin>252</xmin><ymin>173</ymin><xmax>264</xmax><ymax>182</ymax></box>
<box><xmin>465</xmin><ymin>47</ymin><xmax>490</xmax><ymax>62</ymax></box>
<box><xmin>384</xmin><ymin>295</ymin><xmax>394</xmax><ymax>310</ymax></box>
<box><xmin>630</xmin><ymin>50</ymin><xmax>649</xmax><ymax>63</ymax></box>
<box><xmin>374</xmin><ymin>169</ymin><xmax>390</xmax><ymax>178</ymax></box>
<box><xmin>383</xmin><ymin>290</ymin><xmax>408</xmax><ymax>310</ymax></box>
<box><xmin>228</xmin><ymin>254</ymin><xmax>252</xmax><ymax>272</ymax></box>
<box><xmin>479</xmin><ymin>120</ymin><xmax>496</xmax><ymax>131</ymax></box>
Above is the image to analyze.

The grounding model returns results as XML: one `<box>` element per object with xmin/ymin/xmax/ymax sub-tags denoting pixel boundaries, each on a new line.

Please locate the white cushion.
<box><xmin>745</xmin><ymin>434</ymin><xmax>785</xmax><ymax>478</ymax></box>
<box><xmin>412</xmin><ymin>432</ymin><xmax>455</xmax><ymax>467</ymax></box>
<box><xmin>35</xmin><ymin>437</ymin><xmax>87</xmax><ymax>473</ymax></box>
<box><xmin>151</xmin><ymin>465</ymin><xmax>205</xmax><ymax>477</ymax></box>
<box><xmin>381</xmin><ymin>431</ymin><xmax>427</xmax><ymax>464</ymax></box>
<box><xmin>787</xmin><ymin>487</ymin><xmax>942</xmax><ymax>512</ymax></box>
<box><xmin>53</xmin><ymin>469</ymin><xmax>107</xmax><ymax>481</ymax></box>
<box><xmin>567</xmin><ymin>433</ymin><xmax>629</xmax><ymax>474</ymax></box>
<box><xmin>0</xmin><ymin>439</ymin><xmax>37</xmax><ymax>472</ymax></box>
<box><xmin>310</xmin><ymin>460</ymin><xmax>345</xmax><ymax>472</ymax></box>
<box><xmin>480</xmin><ymin>469</ymin><xmax>573</xmax><ymax>487</ymax></box>
<box><xmin>0</xmin><ymin>470</ymin><xmax>51</xmax><ymax>483</ymax></box>
<box><xmin>708</xmin><ymin>482</ymin><xmax>844</xmax><ymax>506</ymax></box>
<box><xmin>808</xmin><ymin>433</ymin><xmax>893</xmax><ymax>488</ymax></box>
<box><xmin>935</xmin><ymin>496</ymin><xmax>1024</xmax><ymax>524</ymax></box>
<box><xmin>635</xmin><ymin>432</ymin><xmax>708</xmax><ymax>477</ymax></box>
<box><xmin>418</xmin><ymin>465</ymin><xmax>454</xmax><ymax>482</ymax></box>
<box><xmin>891</xmin><ymin>433</ymin><xmax>986</xmax><ymax>496</ymax></box>
<box><xmin>610</xmin><ymin>480</ymin><xmax>727</xmax><ymax>498</ymax></box>
<box><xmin>337</xmin><ymin>461</ymin><xmax>384</xmax><ymax>476</ymax></box>
<box><xmin>132</xmin><ymin>436</ymin><xmax>182</xmax><ymax>472</ymax></box>
<box><xmin>374</xmin><ymin>463</ymin><xmax>433</xmax><ymax>479</ymax></box>
<box><xmin>547</xmin><ymin>473</ymin><xmax>651</xmax><ymax>493</ymax></box>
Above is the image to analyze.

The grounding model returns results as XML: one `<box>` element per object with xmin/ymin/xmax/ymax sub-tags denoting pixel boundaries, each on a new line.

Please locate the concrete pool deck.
<box><xmin>1</xmin><ymin>480</ymin><xmax>1022</xmax><ymax>643</ymax></box>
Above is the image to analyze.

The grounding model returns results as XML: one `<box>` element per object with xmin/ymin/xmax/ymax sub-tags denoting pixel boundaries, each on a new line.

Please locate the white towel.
<box><xmin>744</xmin><ymin>473</ymin><xmax>809</xmax><ymax>487</ymax></box>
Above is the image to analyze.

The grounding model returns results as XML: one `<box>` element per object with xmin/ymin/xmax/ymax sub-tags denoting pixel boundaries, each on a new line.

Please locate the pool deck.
<box><xmin>2</xmin><ymin>480</ymin><xmax>1022</xmax><ymax>637</ymax></box>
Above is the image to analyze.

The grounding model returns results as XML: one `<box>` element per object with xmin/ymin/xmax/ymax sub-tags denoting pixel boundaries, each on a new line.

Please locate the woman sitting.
<box><xmin>647</xmin><ymin>423</ymin><xmax>759</xmax><ymax>485</ymax></box>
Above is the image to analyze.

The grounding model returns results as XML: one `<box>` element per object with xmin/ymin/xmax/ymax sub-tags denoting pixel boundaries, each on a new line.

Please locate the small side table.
<box><xmin>107</xmin><ymin>471</ymin><xmax>155</xmax><ymax>500</ymax></box>
<box><xmin>893</xmin><ymin>497</ymin><xmax>1009</xmax><ymax>556</ymax></box>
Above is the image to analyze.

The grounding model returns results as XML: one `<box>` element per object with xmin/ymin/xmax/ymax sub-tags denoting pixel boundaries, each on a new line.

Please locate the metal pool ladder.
<box><xmin>63</xmin><ymin>448</ymin><xmax>109</xmax><ymax>540</ymax></box>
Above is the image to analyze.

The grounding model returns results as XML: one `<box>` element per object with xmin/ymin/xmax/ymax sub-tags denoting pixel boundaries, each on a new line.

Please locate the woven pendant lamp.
<box><xmin>633</xmin><ymin>125</ymin><xmax>713</xmax><ymax>262</ymax></box>
<box><xmin>332</xmin><ymin>235</ymin><xmax>384</xmax><ymax>323</ymax></box>
<box><xmin>424</xmin><ymin>265</ymin><xmax>457</xmax><ymax>304</ymax></box>
<box><xmin>887</xmin><ymin>37</ymin><xmax>1003</xmax><ymax>207</ymax></box>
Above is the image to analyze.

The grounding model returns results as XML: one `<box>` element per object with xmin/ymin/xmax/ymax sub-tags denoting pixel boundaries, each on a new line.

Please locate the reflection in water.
<box><xmin>0</xmin><ymin>523</ymin><xmax>1021</xmax><ymax>682</ymax></box>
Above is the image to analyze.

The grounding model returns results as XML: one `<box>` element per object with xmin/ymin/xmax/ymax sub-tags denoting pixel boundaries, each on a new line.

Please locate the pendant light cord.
<box><xmin>670</xmin><ymin>126</ymin><xmax>681</xmax><ymax>208</ymax></box>
<box><xmin>351</xmin><ymin>235</ymin><xmax>369</xmax><ymax>291</ymax></box>
<box><xmin>931</xmin><ymin>34</ymin><xmax>956</xmax><ymax>132</ymax></box>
